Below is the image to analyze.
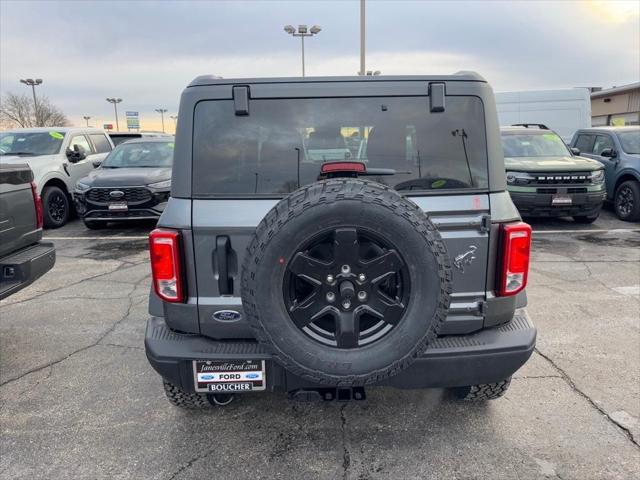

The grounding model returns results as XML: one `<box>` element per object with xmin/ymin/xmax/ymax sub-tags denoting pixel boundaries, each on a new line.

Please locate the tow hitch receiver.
<box><xmin>289</xmin><ymin>387</ymin><xmax>366</xmax><ymax>402</ymax></box>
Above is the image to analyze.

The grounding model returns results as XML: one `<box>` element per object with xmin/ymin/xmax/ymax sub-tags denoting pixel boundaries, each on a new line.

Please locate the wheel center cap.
<box><xmin>339</xmin><ymin>280</ymin><xmax>355</xmax><ymax>300</ymax></box>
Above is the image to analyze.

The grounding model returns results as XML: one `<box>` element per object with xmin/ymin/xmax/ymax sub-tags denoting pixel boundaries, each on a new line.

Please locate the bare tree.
<box><xmin>0</xmin><ymin>92</ymin><xmax>70</xmax><ymax>129</ymax></box>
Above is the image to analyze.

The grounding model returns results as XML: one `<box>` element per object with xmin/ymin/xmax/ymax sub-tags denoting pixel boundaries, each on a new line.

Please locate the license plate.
<box><xmin>193</xmin><ymin>360</ymin><xmax>266</xmax><ymax>393</ymax></box>
<box><xmin>551</xmin><ymin>195</ymin><xmax>572</xmax><ymax>206</ymax></box>
<box><xmin>108</xmin><ymin>202</ymin><xmax>128</xmax><ymax>211</ymax></box>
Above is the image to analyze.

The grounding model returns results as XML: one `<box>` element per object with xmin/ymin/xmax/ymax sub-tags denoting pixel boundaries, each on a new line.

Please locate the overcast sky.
<box><xmin>1</xmin><ymin>0</ymin><xmax>638</xmax><ymax>131</ymax></box>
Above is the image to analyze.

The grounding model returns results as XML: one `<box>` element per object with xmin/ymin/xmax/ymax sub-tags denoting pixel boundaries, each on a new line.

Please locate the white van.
<box><xmin>495</xmin><ymin>89</ymin><xmax>592</xmax><ymax>143</ymax></box>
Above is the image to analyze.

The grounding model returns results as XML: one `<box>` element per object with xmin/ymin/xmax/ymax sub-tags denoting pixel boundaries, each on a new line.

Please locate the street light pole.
<box><xmin>284</xmin><ymin>24</ymin><xmax>321</xmax><ymax>77</ymax></box>
<box><xmin>106</xmin><ymin>98</ymin><xmax>122</xmax><ymax>131</ymax></box>
<box><xmin>155</xmin><ymin>108</ymin><xmax>168</xmax><ymax>133</ymax></box>
<box><xmin>83</xmin><ymin>116</ymin><xmax>91</xmax><ymax>127</ymax></box>
<box><xmin>360</xmin><ymin>0</ymin><xmax>366</xmax><ymax>76</ymax></box>
<box><xmin>19</xmin><ymin>78</ymin><xmax>43</xmax><ymax>126</ymax></box>
<box><xmin>170</xmin><ymin>115</ymin><xmax>178</xmax><ymax>131</ymax></box>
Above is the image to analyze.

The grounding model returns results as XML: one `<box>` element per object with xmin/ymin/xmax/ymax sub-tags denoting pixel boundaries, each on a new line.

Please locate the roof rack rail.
<box><xmin>511</xmin><ymin>123</ymin><xmax>549</xmax><ymax>130</ymax></box>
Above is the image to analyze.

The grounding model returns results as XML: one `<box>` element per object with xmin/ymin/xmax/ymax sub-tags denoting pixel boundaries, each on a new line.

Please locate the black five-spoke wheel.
<box><xmin>283</xmin><ymin>227</ymin><xmax>410</xmax><ymax>349</ymax></box>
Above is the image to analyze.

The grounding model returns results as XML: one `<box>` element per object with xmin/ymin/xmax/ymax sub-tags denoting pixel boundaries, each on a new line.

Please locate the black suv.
<box><xmin>145</xmin><ymin>74</ymin><xmax>536</xmax><ymax>408</ymax></box>
<box><xmin>75</xmin><ymin>138</ymin><xmax>173</xmax><ymax>228</ymax></box>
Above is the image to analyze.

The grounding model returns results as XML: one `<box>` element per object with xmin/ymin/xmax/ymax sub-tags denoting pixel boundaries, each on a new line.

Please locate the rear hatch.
<box><xmin>181</xmin><ymin>82</ymin><xmax>497</xmax><ymax>339</ymax></box>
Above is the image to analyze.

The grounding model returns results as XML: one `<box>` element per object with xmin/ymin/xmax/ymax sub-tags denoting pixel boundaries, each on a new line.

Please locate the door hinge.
<box><xmin>478</xmin><ymin>301</ymin><xmax>488</xmax><ymax>316</ymax></box>
<box><xmin>480</xmin><ymin>214</ymin><xmax>491</xmax><ymax>233</ymax></box>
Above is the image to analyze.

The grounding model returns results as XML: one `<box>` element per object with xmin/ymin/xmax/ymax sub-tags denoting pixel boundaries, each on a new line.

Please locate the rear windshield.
<box><xmin>192</xmin><ymin>96</ymin><xmax>488</xmax><ymax>196</ymax></box>
<box><xmin>501</xmin><ymin>132</ymin><xmax>570</xmax><ymax>157</ymax></box>
<box><xmin>110</xmin><ymin>134</ymin><xmax>141</xmax><ymax>146</ymax></box>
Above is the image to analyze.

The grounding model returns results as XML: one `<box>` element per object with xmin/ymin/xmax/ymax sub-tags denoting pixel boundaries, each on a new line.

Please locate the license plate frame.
<box><xmin>551</xmin><ymin>195</ymin><xmax>572</xmax><ymax>206</ymax></box>
<box><xmin>108</xmin><ymin>201</ymin><xmax>128</xmax><ymax>211</ymax></box>
<box><xmin>193</xmin><ymin>360</ymin><xmax>266</xmax><ymax>393</ymax></box>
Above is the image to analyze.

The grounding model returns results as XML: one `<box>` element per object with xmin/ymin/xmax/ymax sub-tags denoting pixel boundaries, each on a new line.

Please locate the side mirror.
<box><xmin>570</xmin><ymin>147</ymin><xmax>580</xmax><ymax>156</ymax></box>
<box><xmin>600</xmin><ymin>147</ymin><xmax>617</xmax><ymax>158</ymax></box>
<box><xmin>66</xmin><ymin>144</ymin><xmax>87</xmax><ymax>163</ymax></box>
<box><xmin>92</xmin><ymin>160</ymin><xmax>102</xmax><ymax>168</ymax></box>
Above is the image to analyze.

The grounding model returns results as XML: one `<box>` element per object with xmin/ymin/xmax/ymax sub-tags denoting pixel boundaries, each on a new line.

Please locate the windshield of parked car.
<box><xmin>618</xmin><ymin>131</ymin><xmax>640</xmax><ymax>154</ymax></box>
<box><xmin>101</xmin><ymin>141</ymin><xmax>174</xmax><ymax>168</ymax></box>
<box><xmin>501</xmin><ymin>132</ymin><xmax>570</xmax><ymax>157</ymax></box>
<box><xmin>0</xmin><ymin>131</ymin><xmax>64</xmax><ymax>156</ymax></box>
<box><xmin>192</xmin><ymin>96</ymin><xmax>489</xmax><ymax>195</ymax></box>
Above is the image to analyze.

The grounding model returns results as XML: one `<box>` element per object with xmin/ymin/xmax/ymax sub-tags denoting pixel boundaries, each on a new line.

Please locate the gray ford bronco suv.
<box><xmin>145</xmin><ymin>73</ymin><xmax>536</xmax><ymax>408</ymax></box>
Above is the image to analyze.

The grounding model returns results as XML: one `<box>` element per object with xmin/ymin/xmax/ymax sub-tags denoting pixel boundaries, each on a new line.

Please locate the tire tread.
<box><xmin>241</xmin><ymin>179</ymin><xmax>452</xmax><ymax>386</ymax></box>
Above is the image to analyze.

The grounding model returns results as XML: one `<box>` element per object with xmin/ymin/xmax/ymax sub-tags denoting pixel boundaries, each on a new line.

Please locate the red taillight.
<box><xmin>30</xmin><ymin>182</ymin><xmax>43</xmax><ymax>229</ymax></box>
<box><xmin>498</xmin><ymin>222</ymin><xmax>532</xmax><ymax>297</ymax></box>
<box><xmin>149</xmin><ymin>229</ymin><xmax>184</xmax><ymax>303</ymax></box>
<box><xmin>320</xmin><ymin>162</ymin><xmax>366</xmax><ymax>174</ymax></box>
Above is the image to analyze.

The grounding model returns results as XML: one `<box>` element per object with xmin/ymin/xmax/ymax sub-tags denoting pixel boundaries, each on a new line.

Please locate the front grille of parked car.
<box><xmin>532</xmin><ymin>173</ymin><xmax>592</xmax><ymax>185</ymax></box>
<box><xmin>536</xmin><ymin>187</ymin><xmax>588</xmax><ymax>194</ymax></box>
<box><xmin>86</xmin><ymin>187</ymin><xmax>152</xmax><ymax>205</ymax></box>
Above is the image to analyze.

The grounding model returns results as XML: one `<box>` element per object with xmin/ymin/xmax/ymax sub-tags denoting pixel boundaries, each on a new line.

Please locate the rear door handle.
<box><xmin>215</xmin><ymin>236</ymin><xmax>232</xmax><ymax>295</ymax></box>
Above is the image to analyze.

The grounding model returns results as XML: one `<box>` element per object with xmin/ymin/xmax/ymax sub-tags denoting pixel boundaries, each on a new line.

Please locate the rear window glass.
<box><xmin>110</xmin><ymin>134</ymin><xmax>141</xmax><ymax>146</ymax></box>
<box><xmin>192</xmin><ymin>96</ymin><xmax>488</xmax><ymax>196</ymax></box>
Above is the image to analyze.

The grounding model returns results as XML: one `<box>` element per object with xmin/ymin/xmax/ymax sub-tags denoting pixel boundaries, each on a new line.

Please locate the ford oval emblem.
<box><xmin>245</xmin><ymin>373</ymin><xmax>259</xmax><ymax>379</ymax></box>
<box><xmin>200</xmin><ymin>374</ymin><xmax>215</xmax><ymax>380</ymax></box>
<box><xmin>212</xmin><ymin>310</ymin><xmax>242</xmax><ymax>322</ymax></box>
<box><xmin>109</xmin><ymin>190</ymin><xmax>125</xmax><ymax>199</ymax></box>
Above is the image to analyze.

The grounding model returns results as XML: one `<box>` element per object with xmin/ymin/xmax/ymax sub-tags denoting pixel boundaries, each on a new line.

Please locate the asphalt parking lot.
<box><xmin>1</xmin><ymin>207</ymin><xmax>639</xmax><ymax>480</ymax></box>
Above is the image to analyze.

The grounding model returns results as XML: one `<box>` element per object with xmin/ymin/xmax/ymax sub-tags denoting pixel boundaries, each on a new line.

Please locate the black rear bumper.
<box><xmin>145</xmin><ymin>311</ymin><xmax>536</xmax><ymax>393</ymax></box>
<box><xmin>0</xmin><ymin>241</ymin><xmax>56</xmax><ymax>300</ymax></box>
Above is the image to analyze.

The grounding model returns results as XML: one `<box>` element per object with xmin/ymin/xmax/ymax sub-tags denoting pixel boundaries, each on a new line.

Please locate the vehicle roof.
<box><xmin>188</xmin><ymin>72</ymin><xmax>487</xmax><ymax>87</ymax></box>
<box><xmin>116</xmin><ymin>137</ymin><xmax>174</xmax><ymax>145</ymax></box>
<box><xmin>500</xmin><ymin>127</ymin><xmax>558</xmax><ymax>135</ymax></box>
<box><xmin>2</xmin><ymin>127</ymin><xmax>107</xmax><ymax>134</ymax></box>
<box><xmin>109</xmin><ymin>131</ymin><xmax>171</xmax><ymax>136</ymax></box>
<box><xmin>574</xmin><ymin>126</ymin><xmax>640</xmax><ymax>133</ymax></box>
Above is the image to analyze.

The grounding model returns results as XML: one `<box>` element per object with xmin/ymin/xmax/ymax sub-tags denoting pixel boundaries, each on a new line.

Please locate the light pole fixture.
<box><xmin>155</xmin><ymin>108</ymin><xmax>168</xmax><ymax>133</ymax></box>
<box><xmin>19</xmin><ymin>78</ymin><xmax>43</xmax><ymax>126</ymax></box>
<box><xmin>83</xmin><ymin>116</ymin><xmax>91</xmax><ymax>127</ymax></box>
<box><xmin>170</xmin><ymin>115</ymin><xmax>178</xmax><ymax>130</ymax></box>
<box><xmin>283</xmin><ymin>24</ymin><xmax>321</xmax><ymax>77</ymax></box>
<box><xmin>106</xmin><ymin>97</ymin><xmax>123</xmax><ymax>131</ymax></box>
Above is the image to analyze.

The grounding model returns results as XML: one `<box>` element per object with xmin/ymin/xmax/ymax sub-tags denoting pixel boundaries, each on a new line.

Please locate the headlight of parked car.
<box><xmin>505</xmin><ymin>171</ymin><xmax>535</xmax><ymax>185</ymax></box>
<box><xmin>589</xmin><ymin>170</ymin><xmax>605</xmax><ymax>184</ymax></box>
<box><xmin>76</xmin><ymin>181</ymin><xmax>91</xmax><ymax>191</ymax></box>
<box><xmin>148</xmin><ymin>179</ymin><xmax>171</xmax><ymax>189</ymax></box>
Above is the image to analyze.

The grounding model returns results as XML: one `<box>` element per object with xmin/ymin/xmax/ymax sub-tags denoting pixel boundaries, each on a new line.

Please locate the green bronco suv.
<box><xmin>501</xmin><ymin>125</ymin><xmax>605</xmax><ymax>223</ymax></box>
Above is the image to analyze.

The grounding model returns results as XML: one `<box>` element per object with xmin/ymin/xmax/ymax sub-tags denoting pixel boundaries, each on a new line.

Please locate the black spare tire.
<box><xmin>241</xmin><ymin>179</ymin><xmax>452</xmax><ymax>385</ymax></box>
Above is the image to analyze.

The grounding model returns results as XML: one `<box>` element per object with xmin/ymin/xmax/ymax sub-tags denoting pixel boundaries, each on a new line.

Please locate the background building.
<box><xmin>591</xmin><ymin>82</ymin><xmax>640</xmax><ymax>126</ymax></box>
